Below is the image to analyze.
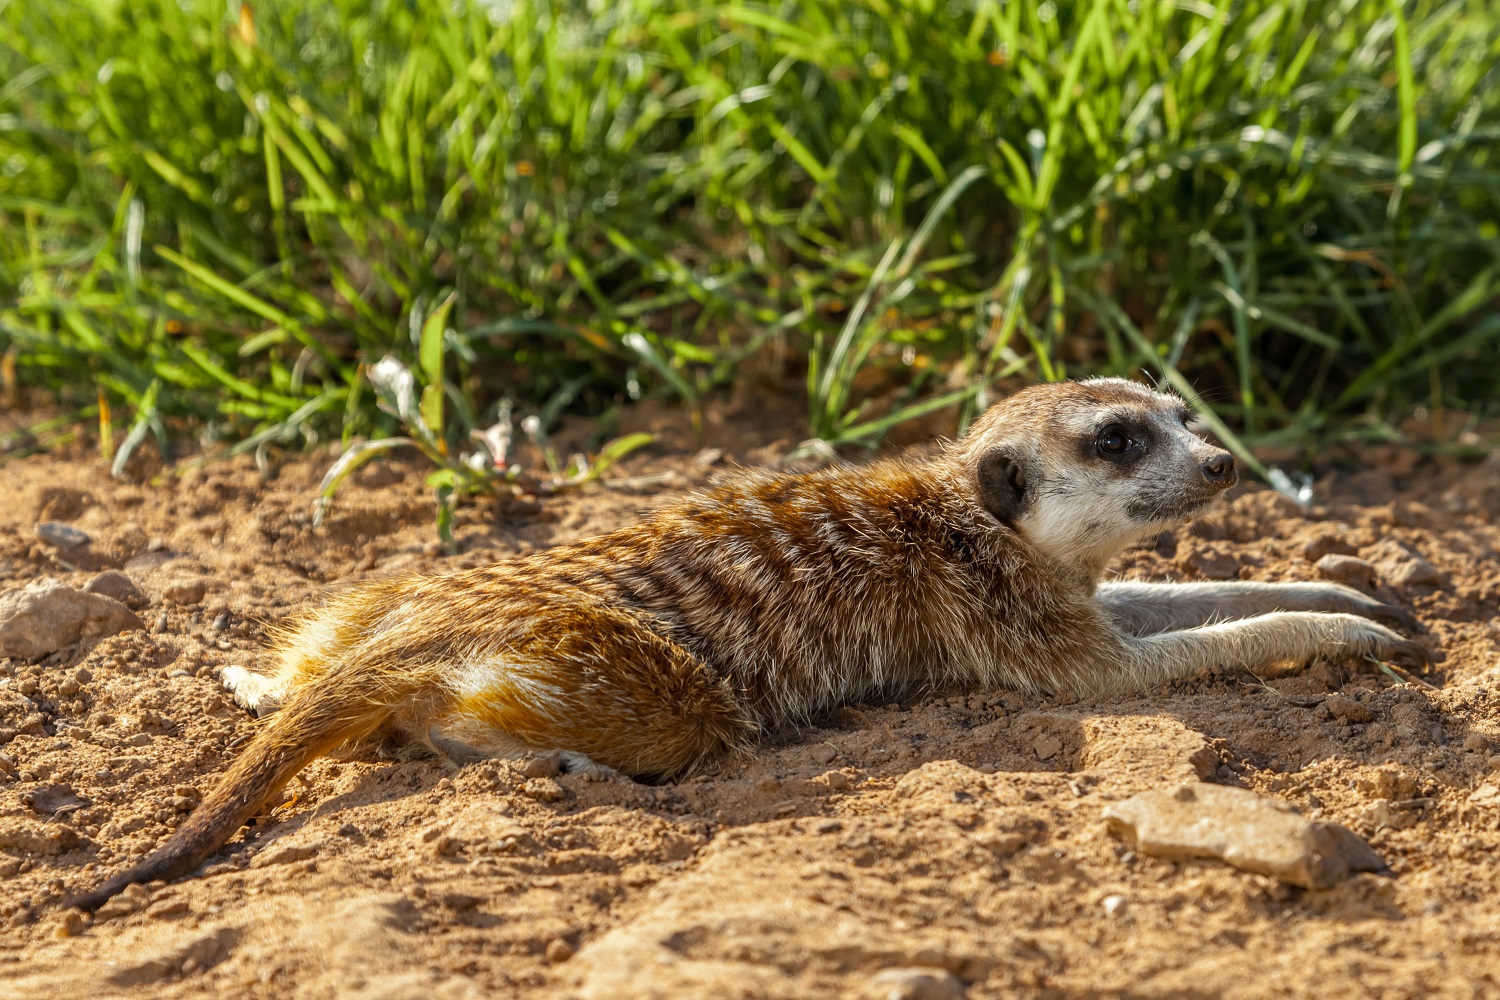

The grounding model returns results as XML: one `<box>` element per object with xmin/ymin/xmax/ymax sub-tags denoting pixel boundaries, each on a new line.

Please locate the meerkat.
<box><xmin>68</xmin><ymin>378</ymin><xmax>1430</xmax><ymax>911</ymax></box>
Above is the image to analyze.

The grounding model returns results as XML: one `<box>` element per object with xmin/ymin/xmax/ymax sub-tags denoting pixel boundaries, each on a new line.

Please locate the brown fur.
<box><xmin>67</xmin><ymin>379</ymin><xmax>1429</xmax><ymax>911</ymax></box>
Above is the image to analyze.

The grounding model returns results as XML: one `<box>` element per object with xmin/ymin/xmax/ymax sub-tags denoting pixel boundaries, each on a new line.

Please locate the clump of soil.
<box><xmin>1</xmin><ymin>400</ymin><xmax>1499</xmax><ymax>999</ymax></box>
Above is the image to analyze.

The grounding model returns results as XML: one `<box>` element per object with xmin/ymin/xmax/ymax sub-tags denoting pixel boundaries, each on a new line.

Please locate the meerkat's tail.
<box><xmin>66</xmin><ymin>670</ymin><xmax>408</xmax><ymax>913</ymax></box>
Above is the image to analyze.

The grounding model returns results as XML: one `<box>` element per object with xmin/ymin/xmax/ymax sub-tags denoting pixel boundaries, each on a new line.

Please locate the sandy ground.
<box><xmin>1</xmin><ymin>397</ymin><xmax>1499</xmax><ymax>999</ymax></box>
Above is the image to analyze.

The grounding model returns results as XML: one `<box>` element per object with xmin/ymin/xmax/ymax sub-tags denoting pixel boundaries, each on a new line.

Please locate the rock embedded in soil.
<box><xmin>35</xmin><ymin>521</ymin><xmax>90</xmax><ymax>549</ymax></box>
<box><xmin>1301</xmin><ymin>531</ymin><xmax>1358</xmax><ymax>562</ymax></box>
<box><xmin>0</xmin><ymin>579</ymin><xmax>144</xmax><ymax>660</ymax></box>
<box><xmin>1364</xmin><ymin>539</ymin><xmax>1447</xmax><ymax>588</ymax></box>
<box><xmin>162</xmin><ymin>577</ymin><xmax>209</xmax><ymax>605</ymax></box>
<box><xmin>1314</xmin><ymin>554</ymin><xmax>1377</xmax><ymax>590</ymax></box>
<box><xmin>1180</xmin><ymin>546</ymin><xmax>1241</xmax><ymax>580</ymax></box>
<box><xmin>867</xmin><ymin>967</ymin><xmax>966</xmax><ymax>1000</ymax></box>
<box><xmin>1102</xmin><ymin>782</ymin><xmax>1387</xmax><ymax>889</ymax></box>
<box><xmin>84</xmin><ymin>570</ymin><xmax>146</xmax><ymax>608</ymax></box>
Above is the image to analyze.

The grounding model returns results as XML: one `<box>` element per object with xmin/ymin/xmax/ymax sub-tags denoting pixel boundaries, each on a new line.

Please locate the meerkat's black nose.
<box><xmin>1201</xmin><ymin>452</ymin><xmax>1236</xmax><ymax>486</ymax></box>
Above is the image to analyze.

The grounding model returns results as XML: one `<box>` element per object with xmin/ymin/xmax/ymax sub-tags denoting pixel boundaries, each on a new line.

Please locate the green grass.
<box><xmin>2</xmin><ymin>0</ymin><xmax>1498</xmax><ymax>476</ymax></box>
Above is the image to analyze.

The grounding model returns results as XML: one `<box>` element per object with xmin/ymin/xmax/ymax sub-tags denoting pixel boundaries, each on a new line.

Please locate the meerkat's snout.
<box><xmin>1199</xmin><ymin>450</ymin><xmax>1236</xmax><ymax>488</ymax></box>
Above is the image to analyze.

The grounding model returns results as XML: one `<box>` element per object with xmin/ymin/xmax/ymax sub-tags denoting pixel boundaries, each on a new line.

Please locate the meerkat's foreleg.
<box><xmin>1097</xmin><ymin>610</ymin><xmax>1431</xmax><ymax>692</ymax></box>
<box><xmin>1095</xmin><ymin>580</ymin><xmax>1415</xmax><ymax>636</ymax></box>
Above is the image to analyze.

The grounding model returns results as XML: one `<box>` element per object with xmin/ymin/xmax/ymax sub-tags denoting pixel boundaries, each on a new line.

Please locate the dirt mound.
<box><xmin>1</xmin><ymin>408</ymin><xmax>1498</xmax><ymax>998</ymax></box>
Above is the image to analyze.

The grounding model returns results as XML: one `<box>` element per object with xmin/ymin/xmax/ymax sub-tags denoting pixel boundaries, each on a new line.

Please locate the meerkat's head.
<box><xmin>954</xmin><ymin>378</ymin><xmax>1237</xmax><ymax>576</ymax></box>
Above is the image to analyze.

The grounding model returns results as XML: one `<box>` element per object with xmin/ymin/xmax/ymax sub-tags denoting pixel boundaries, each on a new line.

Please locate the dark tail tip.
<box><xmin>63</xmin><ymin>812</ymin><xmax>226</xmax><ymax>912</ymax></box>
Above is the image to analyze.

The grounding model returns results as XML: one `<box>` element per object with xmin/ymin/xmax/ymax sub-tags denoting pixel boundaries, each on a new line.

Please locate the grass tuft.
<box><xmin>1</xmin><ymin>0</ymin><xmax>1497</xmax><ymax>476</ymax></box>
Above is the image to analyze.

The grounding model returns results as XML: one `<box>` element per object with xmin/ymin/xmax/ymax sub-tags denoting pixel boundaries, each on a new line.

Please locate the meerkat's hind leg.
<box><xmin>425</xmin><ymin>723</ymin><xmax>622</xmax><ymax>781</ymax></box>
<box><xmin>220</xmin><ymin>665</ymin><xmax>286</xmax><ymax>717</ymax></box>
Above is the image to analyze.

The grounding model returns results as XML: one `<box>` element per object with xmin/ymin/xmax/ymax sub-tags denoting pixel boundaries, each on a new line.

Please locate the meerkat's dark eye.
<box><xmin>1097</xmin><ymin>426</ymin><xmax>1132</xmax><ymax>456</ymax></box>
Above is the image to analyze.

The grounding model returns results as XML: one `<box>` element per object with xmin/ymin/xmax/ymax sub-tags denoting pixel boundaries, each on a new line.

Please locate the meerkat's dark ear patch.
<box><xmin>977</xmin><ymin>446</ymin><xmax>1029</xmax><ymax>525</ymax></box>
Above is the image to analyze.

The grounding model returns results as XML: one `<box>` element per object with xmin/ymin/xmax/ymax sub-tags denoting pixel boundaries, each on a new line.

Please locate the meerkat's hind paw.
<box><xmin>558</xmin><ymin>751</ymin><xmax>621</xmax><ymax>782</ymax></box>
<box><xmin>220</xmin><ymin>665</ymin><xmax>283</xmax><ymax>717</ymax></box>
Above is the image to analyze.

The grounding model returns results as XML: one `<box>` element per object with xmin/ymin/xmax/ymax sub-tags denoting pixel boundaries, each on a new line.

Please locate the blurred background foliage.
<box><xmin>2</xmin><ymin>0</ymin><xmax>1498</xmax><ymax>470</ymax></box>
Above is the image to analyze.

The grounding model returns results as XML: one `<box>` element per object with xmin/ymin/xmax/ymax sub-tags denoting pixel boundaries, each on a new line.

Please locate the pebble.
<box><xmin>84</xmin><ymin>571</ymin><xmax>146</xmax><ymax>608</ymax></box>
<box><xmin>1181</xmin><ymin>547</ymin><xmax>1240</xmax><ymax>581</ymax></box>
<box><xmin>1301</xmin><ymin>532</ymin><xmax>1357</xmax><ymax>562</ymax></box>
<box><xmin>162</xmin><ymin>578</ymin><xmax>208</xmax><ymax>605</ymax></box>
<box><xmin>1462</xmin><ymin>733</ymin><xmax>1489</xmax><ymax>753</ymax></box>
<box><xmin>1314</xmin><ymin>554</ymin><xmax>1376</xmax><ymax>590</ymax></box>
<box><xmin>809</xmin><ymin>744</ymin><xmax>837</xmax><ymax>765</ymax></box>
<box><xmin>0</xmin><ymin>579</ymin><xmax>143</xmax><ymax>660</ymax></box>
<box><xmin>440</xmin><ymin>892</ymin><xmax>481</xmax><ymax>911</ymax></box>
<box><xmin>522</xmin><ymin>753</ymin><xmax>563</xmax><ymax>779</ymax></box>
<box><xmin>35</xmin><ymin>522</ymin><xmax>90</xmax><ymax>549</ymax></box>
<box><xmin>867</xmin><ymin>967</ymin><xmax>966</xmax><ymax>1000</ymax></box>
<box><xmin>1488</xmin><ymin>755</ymin><xmax>1500</xmax><ymax>771</ymax></box>
<box><xmin>1323</xmin><ymin>697</ymin><xmax>1375</xmax><ymax>724</ymax></box>
<box><xmin>212</xmin><ymin>612</ymin><xmax>230</xmax><ymax>630</ymax></box>
<box><xmin>545</xmin><ymin>938</ymin><xmax>577</xmax><ymax>963</ymax></box>
<box><xmin>1102</xmin><ymin>894</ymin><xmax>1128</xmax><ymax>918</ymax></box>
<box><xmin>1364</xmin><ymin>540</ymin><xmax>1447</xmax><ymax>588</ymax></box>
<box><xmin>1033</xmin><ymin>734</ymin><xmax>1063</xmax><ymax>761</ymax></box>
<box><xmin>825</xmin><ymin>772</ymin><xmax>851</xmax><ymax>791</ymax></box>
<box><xmin>55</xmin><ymin>910</ymin><xmax>88</xmax><ymax>937</ymax></box>
<box><xmin>1103</xmin><ymin>782</ymin><xmax>1386</xmax><ymax>889</ymax></box>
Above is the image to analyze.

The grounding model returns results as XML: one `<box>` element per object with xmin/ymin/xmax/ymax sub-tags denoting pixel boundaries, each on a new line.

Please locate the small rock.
<box><xmin>809</xmin><ymin>744</ymin><xmax>837</xmax><ymax>766</ymax></box>
<box><xmin>1488</xmin><ymin>755</ymin><xmax>1500</xmax><ymax>772</ymax></box>
<box><xmin>522</xmin><ymin>753</ymin><xmax>563</xmax><ymax>779</ymax></box>
<box><xmin>867</xmin><ymin>967</ymin><xmax>966</xmax><ymax>1000</ymax></box>
<box><xmin>692</xmin><ymin>447</ymin><xmax>724</xmax><ymax>467</ymax></box>
<box><xmin>127</xmin><ymin>733</ymin><xmax>152</xmax><ymax>747</ymax></box>
<box><xmin>162</xmin><ymin>578</ymin><xmax>208</xmax><ymax>605</ymax></box>
<box><xmin>1102</xmin><ymin>782</ymin><xmax>1386</xmax><ymax>889</ymax></box>
<box><xmin>1463</xmin><ymin>733</ymin><xmax>1489</xmax><ymax>753</ymax></box>
<box><xmin>56</xmin><ymin>909</ymin><xmax>88</xmax><ymax>937</ymax></box>
<box><xmin>523</xmin><ymin>778</ymin><xmax>566</xmax><ymax>803</ymax></box>
<box><xmin>430</xmin><ymin>835</ymin><xmax>462</xmax><ymax>857</ymax></box>
<box><xmin>1324</xmin><ymin>697</ymin><xmax>1375</xmax><ymax>724</ymax></box>
<box><xmin>825</xmin><ymin>771</ymin><xmax>851</xmax><ymax>791</ymax></box>
<box><xmin>1363</xmin><ymin>798</ymin><xmax>1422</xmax><ymax>831</ymax></box>
<box><xmin>20</xmin><ymin>783</ymin><xmax>89</xmax><ymax>816</ymax></box>
<box><xmin>1033</xmin><ymin>734</ymin><xmax>1063</xmax><ymax>761</ymax></box>
<box><xmin>145</xmin><ymin>899</ymin><xmax>190</xmax><ymax>919</ymax></box>
<box><xmin>814</xmin><ymin>819</ymin><xmax>843</xmax><ymax>834</ymax></box>
<box><xmin>1364</xmin><ymin>540</ymin><xmax>1447</xmax><ymax>588</ymax></box>
<box><xmin>1181</xmin><ymin>546</ymin><xmax>1240</xmax><ymax>581</ymax></box>
<box><xmin>0</xmin><ymin>580</ymin><xmax>143</xmax><ymax>661</ymax></box>
<box><xmin>545</xmin><ymin>938</ymin><xmax>576</xmax><ymax>964</ymax></box>
<box><xmin>1301</xmin><ymin>532</ymin><xmax>1357</xmax><ymax>561</ymax></box>
<box><xmin>212</xmin><ymin>612</ymin><xmax>230</xmax><ymax>630</ymax></box>
<box><xmin>0</xmin><ymin>754</ymin><xmax>14</xmax><ymax>775</ymax></box>
<box><xmin>36</xmin><ymin>522</ymin><xmax>90</xmax><ymax>549</ymax></box>
<box><xmin>250</xmin><ymin>842</ymin><xmax>321</xmax><ymax>868</ymax></box>
<box><xmin>1102</xmin><ymin>894</ymin><xmax>1128</xmax><ymax>918</ymax></box>
<box><xmin>440</xmin><ymin>892</ymin><xmax>481</xmax><ymax>911</ymax></box>
<box><xmin>1314</xmin><ymin>554</ymin><xmax>1376</xmax><ymax>590</ymax></box>
<box><xmin>84</xmin><ymin>571</ymin><xmax>146</xmax><ymax>608</ymax></box>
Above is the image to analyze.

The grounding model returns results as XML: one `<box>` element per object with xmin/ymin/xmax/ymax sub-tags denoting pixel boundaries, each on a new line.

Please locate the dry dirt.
<box><xmin>2</xmin><ymin>397</ymin><xmax>1499</xmax><ymax>999</ymax></box>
